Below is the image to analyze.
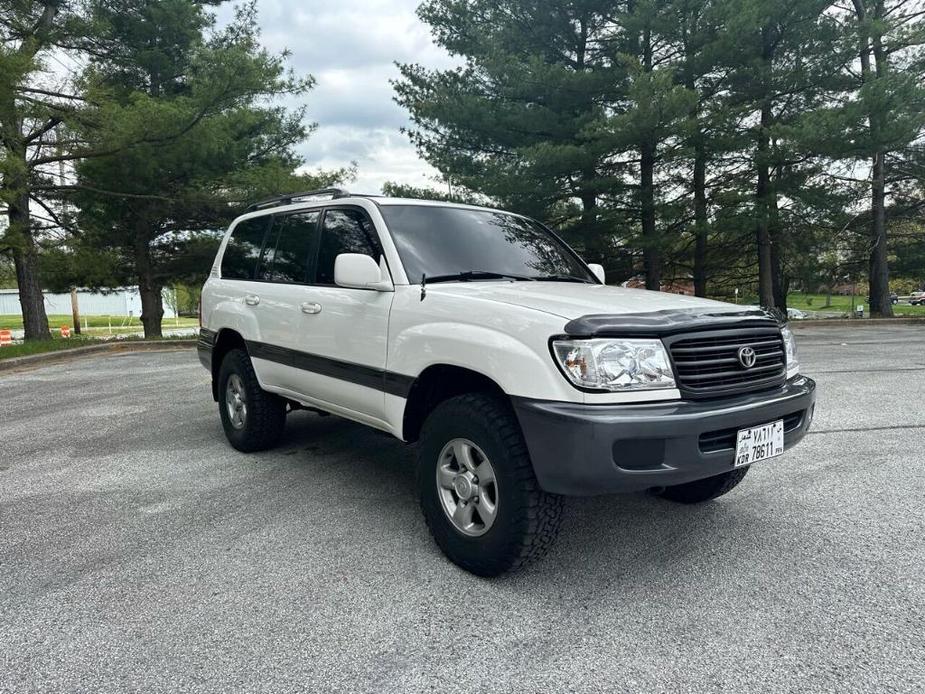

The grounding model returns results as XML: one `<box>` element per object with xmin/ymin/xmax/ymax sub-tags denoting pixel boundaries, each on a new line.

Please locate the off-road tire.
<box><xmin>417</xmin><ymin>393</ymin><xmax>564</xmax><ymax>576</ymax></box>
<box><xmin>218</xmin><ymin>348</ymin><xmax>286</xmax><ymax>452</ymax></box>
<box><xmin>657</xmin><ymin>467</ymin><xmax>749</xmax><ymax>504</ymax></box>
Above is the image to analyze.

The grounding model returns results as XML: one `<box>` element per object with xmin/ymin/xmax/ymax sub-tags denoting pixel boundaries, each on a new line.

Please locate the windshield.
<box><xmin>378</xmin><ymin>205</ymin><xmax>596</xmax><ymax>283</ymax></box>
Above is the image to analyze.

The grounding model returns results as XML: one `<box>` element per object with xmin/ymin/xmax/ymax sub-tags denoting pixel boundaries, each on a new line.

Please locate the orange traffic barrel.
<box><xmin>60</xmin><ymin>325</ymin><xmax>71</xmax><ymax>338</ymax></box>
<box><xmin>0</xmin><ymin>329</ymin><xmax>11</xmax><ymax>346</ymax></box>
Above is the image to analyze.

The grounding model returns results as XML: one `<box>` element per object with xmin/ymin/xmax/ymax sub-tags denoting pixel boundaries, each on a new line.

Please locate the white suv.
<box><xmin>199</xmin><ymin>188</ymin><xmax>816</xmax><ymax>575</ymax></box>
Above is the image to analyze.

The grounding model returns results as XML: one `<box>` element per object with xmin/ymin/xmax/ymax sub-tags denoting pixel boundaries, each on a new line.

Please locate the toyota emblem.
<box><xmin>737</xmin><ymin>346</ymin><xmax>757</xmax><ymax>368</ymax></box>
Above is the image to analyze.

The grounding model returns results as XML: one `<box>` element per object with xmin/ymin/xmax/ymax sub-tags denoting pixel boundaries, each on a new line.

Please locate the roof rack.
<box><xmin>245</xmin><ymin>188</ymin><xmax>353</xmax><ymax>212</ymax></box>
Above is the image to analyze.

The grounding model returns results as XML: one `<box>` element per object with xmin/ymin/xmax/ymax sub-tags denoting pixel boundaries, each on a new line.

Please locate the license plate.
<box><xmin>734</xmin><ymin>420</ymin><xmax>784</xmax><ymax>467</ymax></box>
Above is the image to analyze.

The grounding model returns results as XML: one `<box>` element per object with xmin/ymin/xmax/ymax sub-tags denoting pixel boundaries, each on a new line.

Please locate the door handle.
<box><xmin>300</xmin><ymin>302</ymin><xmax>322</xmax><ymax>315</ymax></box>
<box><xmin>244</xmin><ymin>295</ymin><xmax>260</xmax><ymax>306</ymax></box>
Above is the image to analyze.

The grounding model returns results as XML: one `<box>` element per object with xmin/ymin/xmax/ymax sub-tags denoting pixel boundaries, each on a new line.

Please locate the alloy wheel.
<box><xmin>436</xmin><ymin>438</ymin><xmax>499</xmax><ymax>537</ymax></box>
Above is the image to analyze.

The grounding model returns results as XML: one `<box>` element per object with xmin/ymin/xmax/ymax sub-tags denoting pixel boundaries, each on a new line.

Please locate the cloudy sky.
<box><xmin>215</xmin><ymin>0</ymin><xmax>457</xmax><ymax>194</ymax></box>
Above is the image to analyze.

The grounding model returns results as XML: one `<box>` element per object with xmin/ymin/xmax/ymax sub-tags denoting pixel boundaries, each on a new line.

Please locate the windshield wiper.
<box><xmin>535</xmin><ymin>274</ymin><xmax>593</xmax><ymax>283</ymax></box>
<box><xmin>425</xmin><ymin>271</ymin><xmax>536</xmax><ymax>284</ymax></box>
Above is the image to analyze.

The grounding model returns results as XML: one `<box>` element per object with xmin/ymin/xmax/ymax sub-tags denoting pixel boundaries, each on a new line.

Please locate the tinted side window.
<box><xmin>316</xmin><ymin>209</ymin><xmax>381</xmax><ymax>286</ymax></box>
<box><xmin>258</xmin><ymin>211</ymin><xmax>320</xmax><ymax>283</ymax></box>
<box><xmin>221</xmin><ymin>217</ymin><xmax>269</xmax><ymax>280</ymax></box>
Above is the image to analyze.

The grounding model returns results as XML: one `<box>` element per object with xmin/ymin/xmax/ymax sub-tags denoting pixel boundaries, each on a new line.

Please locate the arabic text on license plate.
<box><xmin>734</xmin><ymin>420</ymin><xmax>784</xmax><ymax>467</ymax></box>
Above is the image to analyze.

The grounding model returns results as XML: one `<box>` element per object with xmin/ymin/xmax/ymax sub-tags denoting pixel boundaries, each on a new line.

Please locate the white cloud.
<box><xmin>298</xmin><ymin>124</ymin><xmax>447</xmax><ymax>193</ymax></box>
<box><xmin>215</xmin><ymin>0</ymin><xmax>458</xmax><ymax>194</ymax></box>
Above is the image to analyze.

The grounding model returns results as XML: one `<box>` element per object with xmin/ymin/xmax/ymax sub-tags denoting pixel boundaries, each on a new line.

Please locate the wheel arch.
<box><xmin>210</xmin><ymin>328</ymin><xmax>248</xmax><ymax>401</ymax></box>
<box><xmin>402</xmin><ymin>364</ymin><xmax>509</xmax><ymax>443</ymax></box>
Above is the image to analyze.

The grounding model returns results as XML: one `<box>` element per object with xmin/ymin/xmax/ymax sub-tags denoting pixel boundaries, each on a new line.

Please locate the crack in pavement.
<box><xmin>808</xmin><ymin>423</ymin><xmax>925</xmax><ymax>435</ymax></box>
<box><xmin>805</xmin><ymin>366</ymin><xmax>925</xmax><ymax>374</ymax></box>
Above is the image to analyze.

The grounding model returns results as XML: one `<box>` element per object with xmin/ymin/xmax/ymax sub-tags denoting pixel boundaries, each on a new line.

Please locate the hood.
<box><xmin>426</xmin><ymin>281</ymin><xmax>742</xmax><ymax>320</ymax></box>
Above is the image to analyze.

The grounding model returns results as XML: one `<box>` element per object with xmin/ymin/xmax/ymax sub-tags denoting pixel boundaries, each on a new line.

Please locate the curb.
<box><xmin>0</xmin><ymin>339</ymin><xmax>197</xmax><ymax>373</ymax></box>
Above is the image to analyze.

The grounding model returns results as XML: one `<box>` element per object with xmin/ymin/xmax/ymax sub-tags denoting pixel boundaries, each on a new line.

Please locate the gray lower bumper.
<box><xmin>512</xmin><ymin>376</ymin><xmax>816</xmax><ymax>496</ymax></box>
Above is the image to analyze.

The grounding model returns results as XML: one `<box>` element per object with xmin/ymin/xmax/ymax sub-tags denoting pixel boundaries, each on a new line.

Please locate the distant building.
<box><xmin>0</xmin><ymin>287</ymin><xmax>177</xmax><ymax>318</ymax></box>
<box><xmin>621</xmin><ymin>275</ymin><xmax>695</xmax><ymax>295</ymax></box>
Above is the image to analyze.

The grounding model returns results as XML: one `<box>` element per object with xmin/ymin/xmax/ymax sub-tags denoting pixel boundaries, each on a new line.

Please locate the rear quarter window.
<box><xmin>221</xmin><ymin>217</ymin><xmax>270</xmax><ymax>280</ymax></box>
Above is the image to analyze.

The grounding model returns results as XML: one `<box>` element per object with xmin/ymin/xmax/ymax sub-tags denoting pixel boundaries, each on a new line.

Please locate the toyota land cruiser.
<box><xmin>198</xmin><ymin>188</ymin><xmax>816</xmax><ymax>576</ymax></box>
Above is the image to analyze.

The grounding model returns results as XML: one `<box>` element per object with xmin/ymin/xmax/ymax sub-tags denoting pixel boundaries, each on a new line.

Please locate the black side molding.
<box><xmin>563</xmin><ymin>307</ymin><xmax>781</xmax><ymax>338</ymax></box>
<box><xmin>245</xmin><ymin>340</ymin><xmax>415</xmax><ymax>398</ymax></box>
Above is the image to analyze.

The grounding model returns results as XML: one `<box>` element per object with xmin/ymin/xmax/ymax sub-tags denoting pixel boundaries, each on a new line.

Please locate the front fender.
<box><xmin>388</xmin><ymin>321</ymin><xmax>578</xmax><ymax>402</ymax></box>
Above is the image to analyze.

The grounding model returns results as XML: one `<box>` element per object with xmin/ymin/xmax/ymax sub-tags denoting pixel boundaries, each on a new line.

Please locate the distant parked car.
<box><xmin>787</xmin><ymin>308</ymin><xmax>807</xmax><ymax>320</ymax></box>
<box><xmin>910</xmin><ymin>292</ymin><xmax>925</xmax><ymax>306</ymax></box>
<box><xmin>866</xmin><ymin>293</ymin><xmax>899</xmax><ymax>305</ymax></box>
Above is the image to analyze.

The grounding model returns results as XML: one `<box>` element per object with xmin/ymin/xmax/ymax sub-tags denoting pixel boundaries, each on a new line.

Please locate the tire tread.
<box><xmin>219</xmin><ymin>349</ymin><xmax>286</xmax><ymax>452</ymax></box>
<box><xmin>419</xmin><ymin>392</ymin><xmax>564</xmax><ymax>575</ymax></box>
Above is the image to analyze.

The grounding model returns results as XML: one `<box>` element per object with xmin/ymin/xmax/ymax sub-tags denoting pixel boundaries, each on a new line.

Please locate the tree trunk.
<box><xmin>8</xmin><ymin>188</ymin><xmax>51</xmax><ymax>340</ymax></box>
<box><xmin>692</xmin><ymin>140</ymin><xmax>708</xmax><ymax>297</ymax></box>
<box><xmin>868</xmin><ymin>3</ymin><xmax>892</xmax><ymax>318</ymax></box>
<box><xmin>869</xmin><ymin>150</ymin><xmax>891</xmax><ymax>316</ymax></box>
<box><xmin>639</xmin><ymin>25</ymin><xmax>660</xmax><ymax>292</ymax></box>
<box><xmin>770</xmin><ymin>235</ymin><xmax>786</xmax><ymax>311</ymax></box>
<box><xmin>752</xmin><ymin>24</ymin><xmax>779</xmax><ymax>311</ymax></box>
<box><xmin>852</xmin><ymin>0</ymin><xmax>893</xmax><ymax>318</ymax></box>
<box><xmin>641</xmin><ymin>139</ymin><xmax>660</xmax><ymax>291</ymax></box>
<box><xmin>135</xmin><ymin>238</ymin><xmax>163</xmax><ymax>338</ymax></box>
<box><xmin>579</xmin><ymin>188</ymin><xmax>602</xmax><ymax>263</ymax></box>
<box><xmin>755</xmin><ymin>100</ymin><xmax>775</xmax><ymax>310</ymax></box>
<box><xmin>71</xmin><ymin>287</ymin><xmax>81</xmax><ymax>335</ymax></box>
<box><xmin>682</xmin><ymin>40</ymin><xmax>709</xmax><ymax>299</ymax></box>
<box><xmin>1</xmin><ymin>6</ymin><xmax>58</xmax><ymax>342</ymax></box>
<box><xmin>769</xmin><ymin>172</ymin><xmax>786</xmax><ymax>311</ymax></box>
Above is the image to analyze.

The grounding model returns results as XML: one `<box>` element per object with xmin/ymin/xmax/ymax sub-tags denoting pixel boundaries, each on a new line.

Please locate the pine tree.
<box><xmin>395</xmin><ymin>0</ymin><xmax>629</xmax><ymax>268</ymax></box>
<box><xmin>662</xmin><ymin>0</ymin><xmax>742</xmax><ymax>297</ymax></box>
<box><xmin>713</xmin><ymin>0</ymin><xmax>849</xmax><ymax>309</ymax></box>
<box><xmin>72</xmin><ymin>2</ymin><xmax>337</xmax><ymax>337</ymax></box>
<box><xmin>1</xmin><ymin>1</ymin><xmax>96</xmax><ymax>339</ymax></box>
<box><xmin>600</xmin><ymin>1</ymin><xmax>696</xmax><ymax>290</ymax></box>
<box><xmin>841</xmin><ymin>0</ymin><xmax>925</xmax><ymax>316</ymax></box>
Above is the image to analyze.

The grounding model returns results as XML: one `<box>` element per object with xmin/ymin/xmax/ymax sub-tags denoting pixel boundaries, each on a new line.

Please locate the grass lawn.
<box><xmin>0</xmin><ymin>335</ymin><xmax>104</xmax><ymax>360</ymax></box>
<box><xmin>787</xmin><ymin>292</ymin><xmax>925</xmax><ymax>317</ymax></box>
<box><xmin>0</xmin><ymin>333</ymin><xmax>194</xmax><ymax>361</ymax></box>
<box><xmin>0</xmin><ymin>314</ymin><xmax>199</xmax><ymax>331</ymax></box>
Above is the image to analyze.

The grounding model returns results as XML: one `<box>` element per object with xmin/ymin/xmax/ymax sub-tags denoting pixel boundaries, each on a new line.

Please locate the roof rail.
<box><xmin>245</xmin><ymin>188</ymin><xmax>352</xmax><ymax>212</ymax></box>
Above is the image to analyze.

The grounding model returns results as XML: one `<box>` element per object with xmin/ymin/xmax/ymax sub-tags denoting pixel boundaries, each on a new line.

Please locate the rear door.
<box><xmin>249</xmin><ymin>206</ymin><xmax>394</xmax><ymax>424</ymax></box>
<box><xmin>246</xmin><ymin>209</ymin><xmax>321</xmax><ymax>390</ymax></box>
<box><xmin>211</xmin><ymin>213</ymin><xmax>273</xmax><ymax>338</ymax></box>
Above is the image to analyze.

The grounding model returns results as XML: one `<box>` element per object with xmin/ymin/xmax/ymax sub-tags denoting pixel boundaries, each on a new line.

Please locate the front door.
<box><xmin>252</xmin><ymin>206</ymin><xmax>393</xmax><ymax>423</ymax></box>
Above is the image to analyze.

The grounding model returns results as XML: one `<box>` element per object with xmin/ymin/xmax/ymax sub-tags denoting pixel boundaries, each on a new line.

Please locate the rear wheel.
<box><xmin>656</xmin><ymin>467</ymin><xmax>749</xmax><ymax>504</ymax></box>
<box><xmin>417</xmin><ymin>393</ymin><xmax>564</xmax><ymax>576</ymax></box>
<box><xmin>218</xmin><ymin>348</ymin><xmax>286</xmax><ymax>452</ymax></box>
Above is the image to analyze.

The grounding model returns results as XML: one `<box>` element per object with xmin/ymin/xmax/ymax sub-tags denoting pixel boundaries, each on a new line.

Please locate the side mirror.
<box><xmin>334</xmin><ymin>254</ymin><xmax>393</xmax><ymax>291</ymax></box>
<box><xmin>588</xmin><ymin>263</ymin><xmax>606</xmax><ymax>284</ymax></box>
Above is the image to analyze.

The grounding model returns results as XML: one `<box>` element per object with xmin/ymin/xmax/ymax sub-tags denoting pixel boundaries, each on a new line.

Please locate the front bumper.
<box><xmin>512</xmin><ymin>376</ymin><xmax>816</xmax><ymax>496</ymax></box>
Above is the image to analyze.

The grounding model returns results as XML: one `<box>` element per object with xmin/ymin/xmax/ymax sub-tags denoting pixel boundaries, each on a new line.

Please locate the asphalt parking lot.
<box><xmin>1</xmin><ymin>323</ymin><xmax>923</xmax><ymax>693</ymax></box>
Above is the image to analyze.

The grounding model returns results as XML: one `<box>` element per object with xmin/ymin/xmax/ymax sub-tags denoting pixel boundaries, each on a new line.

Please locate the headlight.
<box><xmin>781</xmin><ymin>325</ymin><xmax>800</xmax><ymax>376</ymax></box>
<box><xmin>552</xmin><ymin>338</ymin><xmax>676</xmax><ymax>391</ymax></box>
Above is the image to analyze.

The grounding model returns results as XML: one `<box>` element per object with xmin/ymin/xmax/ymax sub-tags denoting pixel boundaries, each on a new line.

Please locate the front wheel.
<box><xmin>218</xmin><ymin>348</ymin><xmax>287</xmax><ymax>452</ymax></box>
<box><xmin>417</xmin><ymin>393</ymin><xmax>564</xmax><ymax>576</ymax></box>
<box><xmin>656</xmin><ymin>467</ymin><xmax>749</xmax><ymax>504</ymax></box>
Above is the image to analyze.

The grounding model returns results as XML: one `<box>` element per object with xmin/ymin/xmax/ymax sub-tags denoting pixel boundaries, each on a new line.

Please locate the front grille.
<box><xmin>668</xmin><ymin>327</ymin><xmax>786</xmax><ymax>398</ymax></box>
<box><xmin>699</xmin><ymin>410</ymin><xmax>805</xmax><ymax>454</ymax></box>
